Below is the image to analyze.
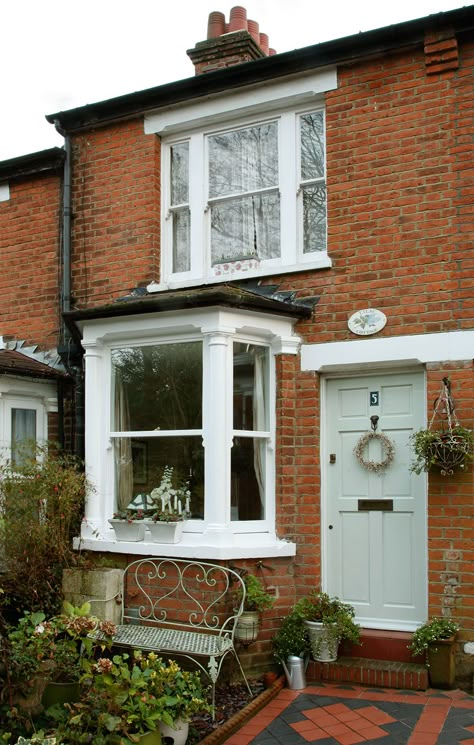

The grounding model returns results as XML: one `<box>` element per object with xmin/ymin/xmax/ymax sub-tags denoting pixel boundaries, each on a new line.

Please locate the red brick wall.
<box><xmin>0</xmin><ymin>173</ymin><xmax>61</xmax><ymax>349</ymax></box>
<box><xmin>70</xmin><ymin>119</ymin><xmax>161</xmax><ymax>308</ymax></box>
<box><xmin>69</xmin><ymin>33</ymin><xmax>472</xmax><ymax>637</ymax></box>
<box><xmin>271</xmin><ymin>39</ymin><xmax>473</xmax><ymax>629</ymax></box>
<box><xmin>425</xmin><ymin>363</ymin><xmax>473</xmax><ymax>629</ymax></box>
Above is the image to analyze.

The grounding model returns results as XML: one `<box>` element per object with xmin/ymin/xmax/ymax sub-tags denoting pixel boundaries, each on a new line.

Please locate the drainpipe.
<box><xmin>55</xmin><ymin>124</ymin><xmax>85</xmax><ymax>460</ymax></box>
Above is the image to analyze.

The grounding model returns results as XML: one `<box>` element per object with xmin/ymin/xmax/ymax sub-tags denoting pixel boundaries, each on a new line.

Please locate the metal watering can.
<box><xmin>281</xmin><ymin>655</ymin><xmax>308</xmax><ymax>689</ymax></box>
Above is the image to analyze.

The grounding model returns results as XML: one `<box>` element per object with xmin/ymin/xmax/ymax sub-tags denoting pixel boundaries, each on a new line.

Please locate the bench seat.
<box><xmin>111</xmin><ymin>624</ymin><xmax>234</xmax><ymax>657</ymax></box>
<box><xmin>102</xmin><ymin>557</ymin><xmax>250</xmax><ymax>711</ymax></box>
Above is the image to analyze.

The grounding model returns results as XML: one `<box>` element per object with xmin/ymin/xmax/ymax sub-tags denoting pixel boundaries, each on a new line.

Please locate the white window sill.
<box><xmin>150</xmin><ymin>255</ymin><xmax>332</xmax><ymax>293</ymax></box>
<box><xmin>75</xmin><ymin>531</ymin><xmax>296</xmax><ymax>561</ymax></box>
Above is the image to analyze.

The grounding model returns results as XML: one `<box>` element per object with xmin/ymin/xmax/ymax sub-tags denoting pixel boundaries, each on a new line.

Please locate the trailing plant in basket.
<box><xmin>233</xmin><ymin>574</ymin><xmax>274</xmax><ymax>612</ymax></box>
<box><xmin>408</xmin><ymin>617</ymin><xmax>459</xmax><ymax>658</ymax></box>
<box><xmin>409</xmin><ymin>426</ymin><xmax>473</xmax><ymax>475</ymax></box>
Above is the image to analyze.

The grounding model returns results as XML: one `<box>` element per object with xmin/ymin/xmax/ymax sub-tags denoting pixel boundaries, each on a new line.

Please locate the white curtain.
<box><xmin>252</xmin><ymin>349</ymin><xmax>266</xmax><ymax>514</ymax></box>
<box><xmin>114</xmin><ymin>373</ymin><xmax>133</xmax><ymax>510</ymax></box>
<box><xmin>11</xmin><ymin>408</ymin><xmax>36</xmax><ymax>466</ymax></box>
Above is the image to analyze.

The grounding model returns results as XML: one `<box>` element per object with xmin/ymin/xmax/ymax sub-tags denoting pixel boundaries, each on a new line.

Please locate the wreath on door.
<box><xmin>354</xmin><ymin>417</ymin><xmax>395</xmax><ymax>474</ymax></box>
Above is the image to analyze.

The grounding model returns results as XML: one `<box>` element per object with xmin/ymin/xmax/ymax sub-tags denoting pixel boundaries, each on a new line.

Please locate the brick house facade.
<box><xmin>1</xmin><ymin>5</ymin><xmax>473</xmax><ymax>685</ymax></box>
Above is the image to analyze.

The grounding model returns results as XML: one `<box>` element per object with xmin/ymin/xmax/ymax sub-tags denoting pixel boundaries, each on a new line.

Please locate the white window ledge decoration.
<box><xmin>213</xmin><ymin>257</ymin><xmax>260</xmax><ymax>277</ymax></box>
<box><xmin>78</xmin><ymin>305</ymin><xmax>300</xmax><ymax>559</ymax></box>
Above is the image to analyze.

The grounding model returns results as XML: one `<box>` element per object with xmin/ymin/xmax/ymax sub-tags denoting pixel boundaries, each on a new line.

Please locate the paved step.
<box><xmin>340</xmin><ymin>629</ymin><xmax>424</xmax><ymax>664</ymax></box>
<box><xmin>308</xmin><ymin>656</ymin><xmax>429</xmax><ymax>690</ymax></box>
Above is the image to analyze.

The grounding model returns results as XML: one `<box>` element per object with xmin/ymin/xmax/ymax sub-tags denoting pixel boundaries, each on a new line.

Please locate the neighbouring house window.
<box><xmin>11</xmin><ymin>407</ymin><xmax>37</xmax><ymax>466</ymax></box>
<box><xmin>163</xmin><ymin>108</ymin><xmax>327</xmax><ymax>284</ymax></box>
<box><xmin>0</xmin><ymin>386</ymin><xmax>54</xmax><ymax>467</ymax></box>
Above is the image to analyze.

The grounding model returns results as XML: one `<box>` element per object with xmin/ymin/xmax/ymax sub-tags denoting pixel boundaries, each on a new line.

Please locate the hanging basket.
<box><xmin>427</xmin><ymin>433</ymin><xmax>472</xmax><ymax>475</ymax></box>
<box><xmin>409</xmin><ymin>379</ymin><xmax>473</xmax><ymax>476</ymax></box>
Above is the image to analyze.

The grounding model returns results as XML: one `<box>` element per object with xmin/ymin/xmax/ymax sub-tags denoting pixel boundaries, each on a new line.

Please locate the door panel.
<box><xmin>325</xmin><ymin>372</ymin><xmax>426</xmax><ymax>630</ymax></box>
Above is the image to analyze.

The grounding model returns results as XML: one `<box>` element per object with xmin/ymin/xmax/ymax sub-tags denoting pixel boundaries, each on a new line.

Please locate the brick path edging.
<box><xmin>199</xmin><ymin>676</ymin><xmax>286</xmax><ymax>745</ymax></box>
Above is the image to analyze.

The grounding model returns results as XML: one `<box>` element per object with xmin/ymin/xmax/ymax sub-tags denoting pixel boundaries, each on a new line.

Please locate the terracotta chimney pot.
<box><xmin>207</xmin><ymin>11</ymin><xmax>226</xmax><ymax>39</ymax></box>
<box><xmin>247</xmin><ymin>19</ymin><xmax>260</xmax><ymax>44</ymax></box>
<box><xmin>229</xmin><ymin>6</ymin><xmax>248</xmax><ymax>32</ymax></box>
<box><xmin>269</xmin><ymin>48</ymin><xmax>277</xmax><ymax>56</ymax></box>
<box><xmin>259</xmin><ymin>32</ymin><xmax>269</xmax><ymax>55</ymax></box>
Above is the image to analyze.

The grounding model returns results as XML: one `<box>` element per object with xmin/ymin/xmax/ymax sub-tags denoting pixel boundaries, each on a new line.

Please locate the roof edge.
<box><xmin>0</xmin><ymin>147</ymin><xmax>65</xmax><ymax>181</ymax></box>
<box><xmin>46</xmin><ymin>6</ymin><xmax>474</xmax><ymax>132</ymax></box>
<box><xmin>64</xmin><ymin>285</ymin><xmax>313</xmax><ymax>340</ymax></box>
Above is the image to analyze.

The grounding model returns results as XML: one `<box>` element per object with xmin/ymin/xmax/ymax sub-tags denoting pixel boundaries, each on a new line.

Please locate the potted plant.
<box><xmin>409</xmin><ymin>426</ymin><xmax>473</xmax><ymax>476</ymax></box>
<box><xmin>56</xmin><ymin>651</ymin><xmax>211</xmax><ymax>745</ymax></box>
<box><xmin>3</xmin><ymin>602</ymin><xmax>116</xmax><ymax>716</ymax></box>
<box><xmin>233</xmin><ymin>573</ymin><xmax>274</xmax><ymax>644</ymax></box>
<box><xmin>293</xmin><ymin>591</ymin><xmax>360</xmax><ymax>662</ymax></box>
<box><xmin>108</xmin><ymin>508</ymin><xmax>148</xmax><ymax>541</ymax></box>
<box><xmin>146</xmin><ymin>466</ymin><xmax>191</xmax><ymax>543</ymax></box>
<box><xmin>145</xmin><ymin>655</ymin><xmax>212</xmax><ymax>745</ymax></box>
<box><xmin>271</xmin><ymin>612</ymin><xmax>311</xmax><ymax>689</ymax></box>
<box><xmin>408</xmin><ymin>617</ymin><xmax>459</xmax><ymax>688</ymax></box>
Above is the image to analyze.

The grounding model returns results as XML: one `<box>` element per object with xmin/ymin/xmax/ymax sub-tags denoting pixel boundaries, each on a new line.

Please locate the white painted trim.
<box><xmin>302</xmin><ymin>330</ymin><xmax>474</xmax><ymax>372</ymax></box>
<box><xmin>0</xmin><ymin>183</ymin><xmax>10</xmax><ymax>202</ymax></box>
<box><xmin>75</xmin><ymin>532</ymin><xmax>296</xmax><ymax>560</ymax></box>
<box><xmin>145</xmin><ymin>69</ymin><xmax>337</xmax><ymax>136</ymax></box>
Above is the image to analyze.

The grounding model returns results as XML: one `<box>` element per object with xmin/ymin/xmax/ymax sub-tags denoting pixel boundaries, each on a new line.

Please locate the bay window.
<box><xmin>80</xmin><ymin>306</ymin><xmax>300</xmax><ymax>558</ymax></box>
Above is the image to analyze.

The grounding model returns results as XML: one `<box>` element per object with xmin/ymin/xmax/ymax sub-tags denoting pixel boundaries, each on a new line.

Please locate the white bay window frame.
<box><xmin>79</xmin><ymin>306</ymin><xmax>300</xmax><ymax>559</ymax></box>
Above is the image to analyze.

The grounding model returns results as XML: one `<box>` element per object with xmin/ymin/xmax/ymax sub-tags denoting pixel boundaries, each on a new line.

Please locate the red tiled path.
<box><xmin>223</xmin><ymin>683</ymin><xmax>474</xmax><ymax>745</ymax></box>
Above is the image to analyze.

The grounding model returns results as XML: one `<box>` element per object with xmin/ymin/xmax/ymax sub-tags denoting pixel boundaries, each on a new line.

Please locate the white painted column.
<box><xmin>81</xmin><ymin>339</ymin><xmax>109</xmax><ymax>539</ymax></box>
<box><xmin>201</xmin><ymin>326</ymin><xmax>235</xmax><ymax>544</ymax></box>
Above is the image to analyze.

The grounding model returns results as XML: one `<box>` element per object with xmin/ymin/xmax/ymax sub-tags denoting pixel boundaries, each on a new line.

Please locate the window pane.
<box><xmin>300</xmin><ymin>111</ymin><xmax>325</xmax><ymax>180</ymax></box>
<box><xmin>211</xmin><ymin>192</ymin><xmax>280</xmax><ymax>263</ymax></box>
<box><xmin>173</xmin><ymin>207</ymin><xmax>191</xmax><ymax>272</ymax></box>
<box><xmin>233</xmin><ymin>343</ymin><xmax>268</xmax><ymax>431</ymax></box>
<box><xmin>171</xmin><ymin>142</ymin><xmax>189</xmax><ymax>205</ymax></box>
<box><xmin>303</xmin><ymin>184</ymin><xmax>327</xmax><ymax>253</ymax></box>
<box><xmin>114</xmin><ymin>436</ymin><xmax>204</xmax><ymax>520</ymax></box>
<box><xmin>11</xmin><ymin>408</ymin><xmax>36</xmax><ymax>466</ymax></box>
<box><xmin>112</xmin><ymin>343</ymin><xmax>202</xmax><ymax>431</ymax></box>
<box><xmin>231</xmin><ymin>437</ymin><xmax>265</xmax><ymax>521</ymax></box>
<box><xmin>208</xmin><ymin>122</ymin><xmax>278</xmax><ymax>198</ymax></box>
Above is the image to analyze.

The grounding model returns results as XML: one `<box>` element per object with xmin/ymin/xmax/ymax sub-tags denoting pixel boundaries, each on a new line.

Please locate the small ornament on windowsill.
<box><xmin>354</xmin><ymin>415</ymin><xmax>395</xmax><ymax>474</ymax></box>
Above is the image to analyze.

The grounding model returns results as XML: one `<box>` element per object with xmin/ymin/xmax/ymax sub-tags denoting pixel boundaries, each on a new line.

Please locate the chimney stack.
<box><xmin>187</xmin><ymin>6</ymin><xmax>276</xmax><ymax>75</ymax></box>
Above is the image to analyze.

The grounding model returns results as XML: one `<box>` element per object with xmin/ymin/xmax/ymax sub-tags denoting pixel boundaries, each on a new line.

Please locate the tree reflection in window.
<box><xmin>300</xmin><ymin>111</ymin><xmax>326</xmax><ymax>253</ymax></box>
<box><xmin>111</xmin><ymin>343</ymin><xmax>204</xmax><ymax>518</ymax></box>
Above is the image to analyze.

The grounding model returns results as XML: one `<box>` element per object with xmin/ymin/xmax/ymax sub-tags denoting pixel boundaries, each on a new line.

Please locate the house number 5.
<box><xmin>370</xmin><ymin>391</ymin><xmax>379</xmax><ymax>406</ymax></box>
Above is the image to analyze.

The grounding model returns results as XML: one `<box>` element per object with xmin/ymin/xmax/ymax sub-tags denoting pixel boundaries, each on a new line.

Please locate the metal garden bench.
<box><xmin>106</xmin><ymin>557</ymin><xmax>251</xmax><ymax>709</ymax></box>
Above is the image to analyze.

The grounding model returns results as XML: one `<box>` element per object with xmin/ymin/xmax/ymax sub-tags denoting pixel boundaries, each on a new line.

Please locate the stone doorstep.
<box><xmin>340</xmin><ymin>628</ymin><xmax>424</xmax><ymax>664</ymax></box>
<box><xmin>308</xmin><ymin>656</ymin><xmax>429</xmax><ymax>690</ymax></box>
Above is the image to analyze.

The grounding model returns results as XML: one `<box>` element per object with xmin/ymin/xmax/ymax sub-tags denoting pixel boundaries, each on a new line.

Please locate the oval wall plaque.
<box><xmin>348</xmin><ymin>308</ymin><xmax>387</xmax><ymax>336</ymax></box>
